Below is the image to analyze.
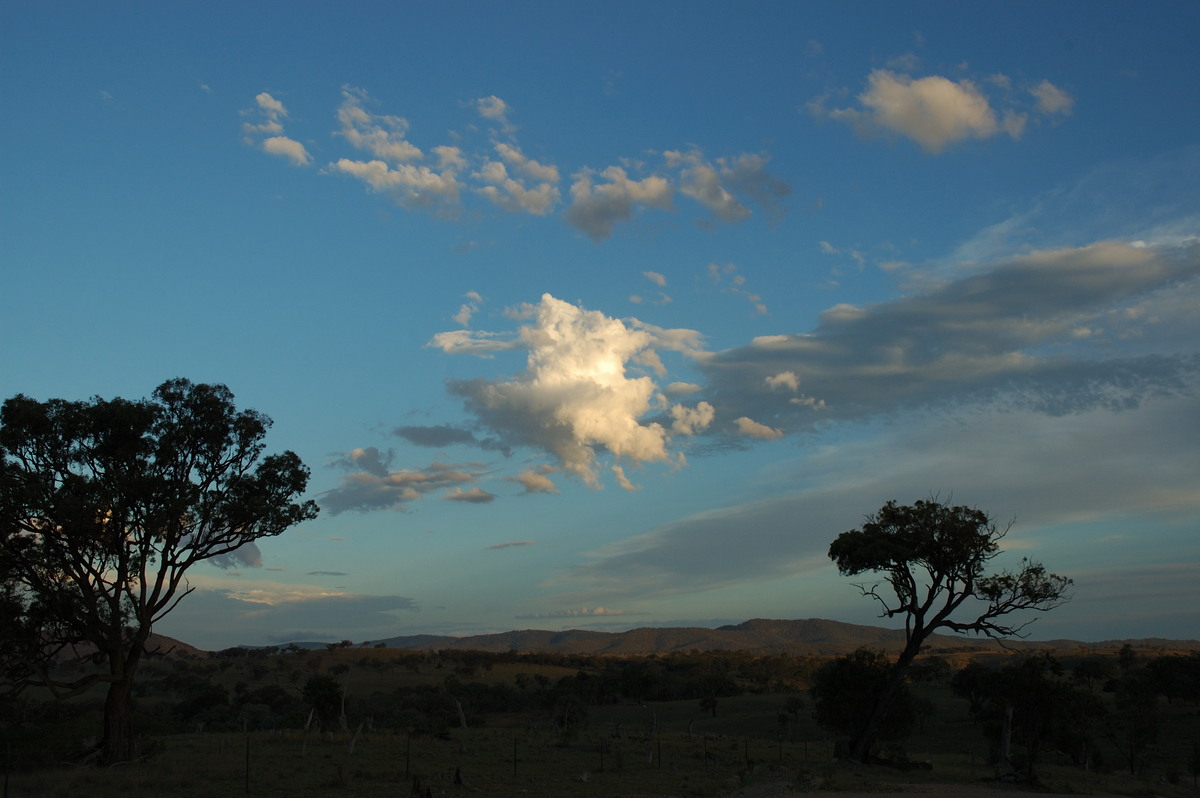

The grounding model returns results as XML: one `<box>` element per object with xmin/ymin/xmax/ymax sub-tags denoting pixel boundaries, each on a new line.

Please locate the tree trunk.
<box><xmin>847</xmin><ymin>636</ymin><xmax>924</xmax><ymax>762</ymax></box>
<box><xmin>100</xmin><ymin>676</ymin><xmax>136</xmax><ymax>765</ymax></box>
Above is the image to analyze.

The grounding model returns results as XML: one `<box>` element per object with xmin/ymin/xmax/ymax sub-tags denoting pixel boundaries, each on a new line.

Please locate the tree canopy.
<box><xmin>0</xmin><ymin>378</ymin><xmax>318</xmax><ymax>763</ymax></box>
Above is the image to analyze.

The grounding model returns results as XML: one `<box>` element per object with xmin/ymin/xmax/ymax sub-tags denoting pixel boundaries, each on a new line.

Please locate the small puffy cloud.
<box><xmin>331</xmin><ymin>158</ymin><xmax>462</xmax><ymax>212</ymax></box>
<box><xmin>331</xmin><ymin>446</ymin><xmax>394</xmax><ymax>477</ymax></box>
<box><xmin>475</xmin><ymin>95</ymin><xmax>511</xmax><ymax>129</ymax></box>
<box><xmin>474</xmin><ymin>142</ymin><xmax>561</xmax><ymax>215</ymax></box>
<box><xmin>241</xmin><ymin>92</ymin><xmax>287</xmax><ymax>135</ymax></box>
<box><xmin>817</xmin><ymin>69</ymin><xmax>1015</xmax><ymax>154</ymax></box>
<box><xmin>330</xmin><ymin>87</ymin><xmax>463</xmax><ymax>213</ymax></box>
<box><xmin>319</xmin><ymin>459</ymin><xmax>485</xmax><ymax>514</ymax></box>
<box><xmin>611</xmin><ymin>464</ymin><xmax>639</xmax><ymax>491</ymax></box>
<box><xmin>261</xmin><ymin>136</ymin><xmax>312</xmax><ymax>166</ymax></box>
<box><xmin>208</xmin><ymin>541</ymin><xmax>263</xmax><ymax>570</ymax></box>
<box><xmin>444</xmin><ymin>486</ymin><xmax>496</xmax><ymax>503</ymax></box>
<box><xmin>453</xmin><ymin>291</ymin><xmax>484</xmax><ymax>327</ymax></box>
<box><xmin>643</xmin><ymin>271</ymin><xmax>667</xmax><ymax>287</ymax></box>
<box><xmin>427</xmin><ymin>328</ymin><xmax>519</xmax><ymax>357</ymax></box>
<box><xmin>565</xmin><ymin>165</ymin><xmax>673</xmax><ymax>240</ymax></box>
<box><xmin>394</xmin><ymin>425</ymin><xmax>477</xmax><ymax>448</ymax></box>
<box><xmin>670</xmin><ymin>401</ymin><xmax>715</xmax><ymax>435</ymax></box>
<box><xmin>510</xmin><ymin>467</ymin><xmax>559</xmax><ymax>494</ymax></box>
<box><xmin>1031</xmin><ymin>79</ymin><xmax>1074</xmax><ymax>116</ymax></box>
<box><xmin>734</xmin><ymin>416</ymin><xmax>784</xmax><ymax>440</ymax></box>
<box><xmin>336</xmin><ymin>86</ymin><xmax>422</xmax><ymax>162</ymax></box>
<box><xmin>664</xmin><ymin>381</ymin><xmax>702</xmax><ymax>397</ymax></box>
<box><xmin>764</xmin><ymin>371</ymin><xmax>800</xmax><ymax>391</ymax></box>
<box><xmin>665</xmin><ymin>149</ymin><xmax>790</xmax><ymax>225</ymax></box>
<box><xmin>255</xmin><ymin>92</ymin><xmax>286</xmax><ymax>116</ymax></box>
<box><xmin>442</xmin><ymin>294</ymin><xmax>708</xmax><ymax>487</ymax></box>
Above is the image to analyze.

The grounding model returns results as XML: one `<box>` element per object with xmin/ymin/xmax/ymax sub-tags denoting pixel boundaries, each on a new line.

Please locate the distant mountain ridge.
<box><xmin>348</xmin><ymin>618</ymin><xmax>1196</xmax><ymax>656</ymax></box>
<box><xmin>214</xmin><ymin>619</ymin><xmax>1200</xmax><ymax>657</ymax></box>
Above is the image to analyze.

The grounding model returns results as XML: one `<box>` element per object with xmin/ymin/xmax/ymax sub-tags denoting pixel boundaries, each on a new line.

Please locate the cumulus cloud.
<box><xmin>439</xmin><ymin>294</ymin><xmax>709</xmax><ymax>487</ymax></box>
<box><xmin>319</xmin><ymin>459</ymin><xmax>486</xmax><ymax>514</ymax></box>
<box><xmin>565</xmin><ymin>165</ymin><xmax>673</xmax><ymax>240</ymax></box>
<box><xmin>670</xmin><ymin>401</ymin><xmax>715</xmax><ymax>435</ymax></box>
<box><xmin>815</xmin><ymin>69</ymin><xmax>1025</xmax><ymax>153</ymax></box>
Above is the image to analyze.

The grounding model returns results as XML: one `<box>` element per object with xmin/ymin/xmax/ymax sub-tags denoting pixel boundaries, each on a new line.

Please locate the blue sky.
<box><xmin>2</xmin><ymin>1</ymin><xmax>1197</xmax><ymax>650</ymax></box>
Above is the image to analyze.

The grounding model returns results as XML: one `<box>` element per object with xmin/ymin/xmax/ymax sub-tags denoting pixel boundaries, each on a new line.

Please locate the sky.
<box><xmin>2</xmin><ymin>2</ymin><xmax>1198</xmax><ymax>650</ymax></box>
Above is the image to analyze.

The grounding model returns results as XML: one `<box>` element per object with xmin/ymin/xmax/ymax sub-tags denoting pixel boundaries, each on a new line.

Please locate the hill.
<box><xmin>359</xmin><ymin>617</ymin><xmax>1195</xmax><ymax>656</ymax></box>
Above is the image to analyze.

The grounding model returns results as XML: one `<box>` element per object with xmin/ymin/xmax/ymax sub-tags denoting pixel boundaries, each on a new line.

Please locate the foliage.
<box><xmin>0</xmin><ymin>379</ymin><xmax>318</xmax><ymax>763</ymax></box>
<box><xmin>826</xmin><ymin>496</ymin><xmax>1072</xmax><ymax>762</ymax></box>
<box><xmin>810</xmin><ymin>649</ymin><xmax>915</xmax><ymax>746</ymax></box>
<box><xmin>303</xmin><ymin>672</ymin><xmax>345</xmax><ymax>732</ymax></box>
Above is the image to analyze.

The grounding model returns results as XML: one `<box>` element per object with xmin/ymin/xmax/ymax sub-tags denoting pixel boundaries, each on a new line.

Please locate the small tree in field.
<box><xmin>827</xmin><ymin>497</ymin><xmax>1071</xmax><ymax>763</ymax></box>
<box><xmin>0</xmin><ymin>379</ymin><xmax>318</xmax><ymax>764</ymax></box>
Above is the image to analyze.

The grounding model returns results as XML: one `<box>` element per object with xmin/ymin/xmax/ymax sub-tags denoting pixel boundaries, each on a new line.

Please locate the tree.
<box><xmin>0</xmin><ymin>379</ymin><xmax>318</xmax><ymax>764</ymax></box>
<box><xmin>810</xmin><ymin>649</ymin><xmax>916</xmax><ymax>751</ymax></box>
<box><xmin>827</xmin><ymin>497</ymin><xmax>1071</xmax><ymax>762</ymax></box>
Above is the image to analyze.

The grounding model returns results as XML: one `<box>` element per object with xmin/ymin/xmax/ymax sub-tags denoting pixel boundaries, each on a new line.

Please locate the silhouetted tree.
<box><xmin>0</xmin><ymin>379</ymin><xmax>318</xmax><ymax>764</ymax></box>
<box><xmin>810</xmin><ymin>648</ymin><xmax>916</xmax><ymax>751</ymax></box>
<box><xmin>827</xmin><ymin>497</ymin><xmax>1072</xmax><ymax>762</ymax></box>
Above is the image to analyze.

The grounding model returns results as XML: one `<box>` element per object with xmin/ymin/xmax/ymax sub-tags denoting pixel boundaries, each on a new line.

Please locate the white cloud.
<box><xmin>443</xmin><ymin>294</ymin><xmax>707</xmax><ymax>486</ymax></box>
<box><xmin>611</xmin><ymin>464</ymin><xmax>639</xmax><ymax>491</ymax></box>
<box><xmin>511</xmin><ymin>468</ymin><xmax>559</xmax><ymax>495</ymax></box>
<box><xmin>1031</xmin><ymin>79</ymin><xmax>1074</xmax><ymax>116</ymax></box>
<box><xmin>336</xmin><ymin>86</ymin><xmax>423</xmax><ymax>162</ymax></box>
<box><xmin>255</xmin><ymin>92</ymin><xmax>286</xmax><ymax>116</ymax></box>
<box><xmin>473</xmin><ymin>142</ymin><xmax>561</xmax><ymax>215</ymax></box>
<box><xmin>734</xmin><ymin>416</ymin><xmax>783</xmax><ymax>440</ymax></box>
<box><xmin>765</xmin><ymin>371</ymin><xmax>800</xmax><ymax>392</ymax></box>
<box><xmin>453</xmin><ymin>291</ymin><xmax>483</xmax><ymax>326</ymax></box>
<box><xmin>643</xmin><ymin>271</ymin><xmax>667</xmax><ymax>287</ymax></box>
<box><xmin>261</xmin><ymin>136</ymin><xmax>312</xmax><ymax>166</ymax></box>
<box><xmin>819</xmin><ymin>69</ymin><xmax>1014</xmax><ymax>153</ymax></box>
<box><xmin>670</xmin><ymin>401</ymin><xmax>715</xmax><ymax>435</ymax></box>
<box><xmin>330</xmin><ymin>158</ymin><xmax>462</xmax><ymax>211</ymax></box>
<box><xmin>565</xmin><ymin>165</ymin><xmax>673</xmax><ymax>240</ymax></box>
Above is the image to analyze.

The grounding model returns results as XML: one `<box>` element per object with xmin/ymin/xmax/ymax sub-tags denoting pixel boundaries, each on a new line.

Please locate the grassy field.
<box><xmin>4</xmin><ymin>647</ymin><xmax>1199</xmax><ymax>797</ymax></box>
